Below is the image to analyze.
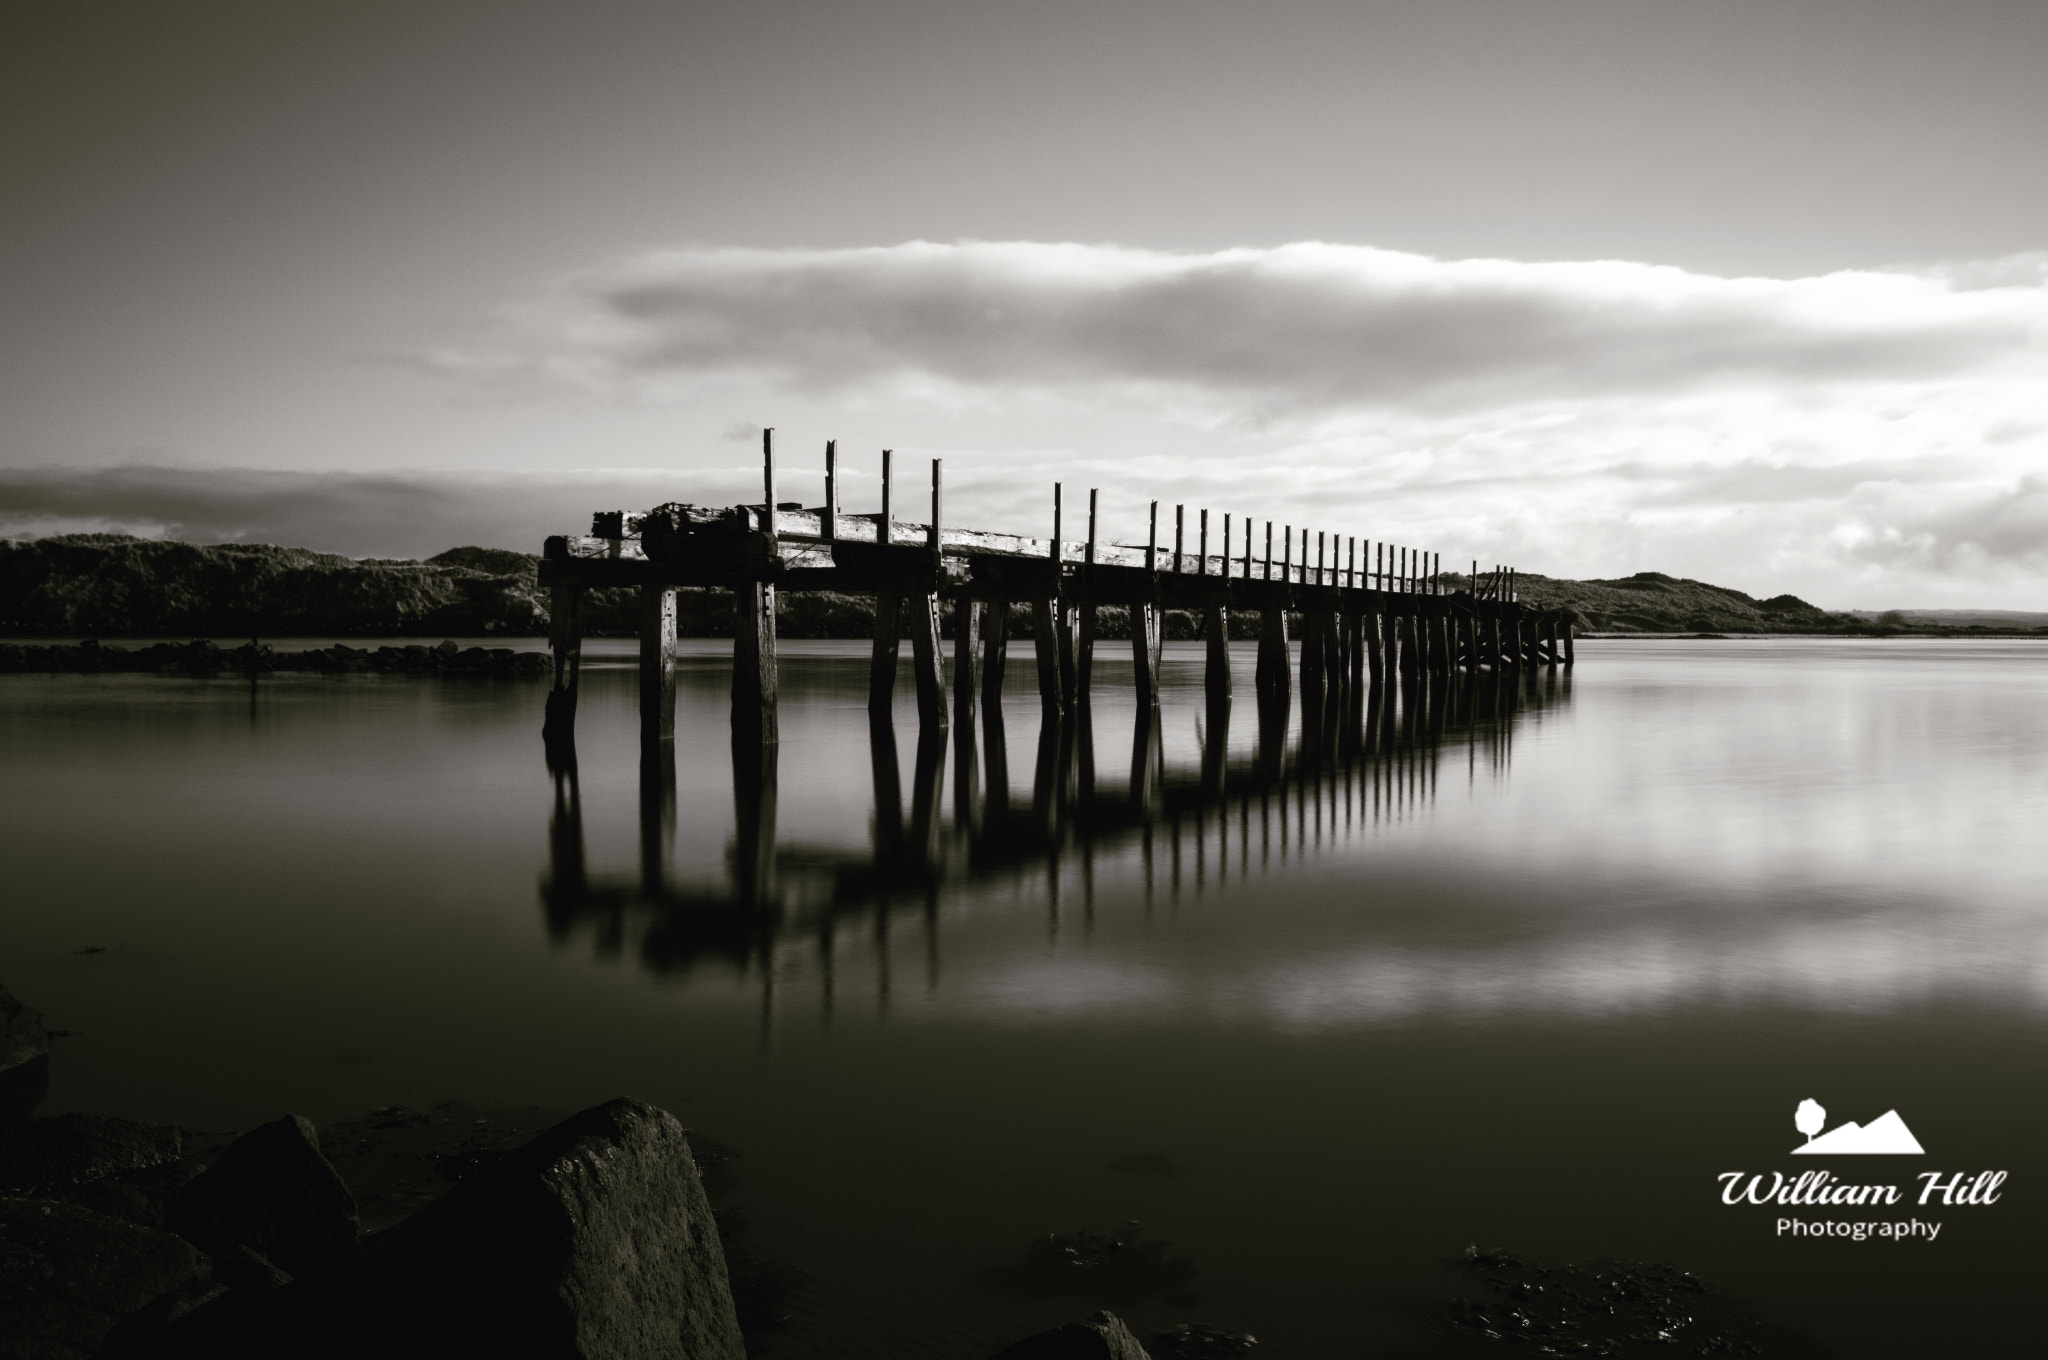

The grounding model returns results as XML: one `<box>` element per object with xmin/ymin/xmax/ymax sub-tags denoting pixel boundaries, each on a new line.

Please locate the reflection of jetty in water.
<box><xmin>540</xmin><ymin>667</ymin><xmax>1569</xmax><ymax>1031</ymax></box>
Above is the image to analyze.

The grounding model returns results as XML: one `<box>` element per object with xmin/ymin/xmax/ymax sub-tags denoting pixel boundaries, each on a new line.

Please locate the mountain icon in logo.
<box><xmin>1790</xmin><ymin>1100</ymin><xmax>1924</xmax><ymax>1155</ymax></box>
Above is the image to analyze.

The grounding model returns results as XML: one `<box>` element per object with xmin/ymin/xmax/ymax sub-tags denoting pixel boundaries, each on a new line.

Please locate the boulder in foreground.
<box><xmin>0</xmin><ymin>1197</ymin><xmax>209</xmax><ymax>1360</ymax></box>
<box><xmin>167</xmin><ymin>1115</ymin><xmax>357</xmax><ymax>1279</ymax></box>
<box><xmin>176</xmin><ymin>1097</ymin><xmax>745</xmax><ymax>1360</ymax></box>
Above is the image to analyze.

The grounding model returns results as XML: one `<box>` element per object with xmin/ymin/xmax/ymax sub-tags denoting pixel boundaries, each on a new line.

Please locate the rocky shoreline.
<box><xmin>2</xmin><ymin>983</ymin><xmax>1260</xmax><ymax>1360</ymax></box>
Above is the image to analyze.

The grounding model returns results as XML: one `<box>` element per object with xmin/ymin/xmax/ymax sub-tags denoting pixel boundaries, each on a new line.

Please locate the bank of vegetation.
<box><xmin>2</xmin><ymin>534</ymin><xmax>2040</xmax><ymax>642</ymax></box>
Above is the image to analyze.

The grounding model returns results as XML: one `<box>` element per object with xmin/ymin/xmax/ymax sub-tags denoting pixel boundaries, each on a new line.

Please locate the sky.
<box><xmin>2</xmin><ymin>0</ymin><xmax>2045</xmax><ymax>607</ymax></box>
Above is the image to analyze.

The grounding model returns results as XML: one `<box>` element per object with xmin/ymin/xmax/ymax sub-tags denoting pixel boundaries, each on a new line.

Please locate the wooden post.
<box><xmin>1204</xmin><ymin>601</ymin><xmax>1231</xmax><ymax>704</ymax></box>
<box><xmin>1035</xmin><ymin>485</ymin><xmax>1066</xmax><ymax>715</ymax></box>
<box><xmin>981</xmin><ymin>600</ymin><xmax>1009</xmax><ymax>708</ymax></box>
<box><xmin>1133</xmin><ymin>500</ymin><xmax>1162</xmax><ymax>707</ymax></box>
<box><xmin>543</xmin><ymin>582</ymin><xmax>584</xmax><ymax>747</ymax></box>
<box><xmin>733</xmin><ymin>579</ymin><xmax>778</xmax><ymax>743</ymax></box>
<box><xmin>908</xmin><ymin>459</ymin><xmax>948</xmax><ymax>727</ymax></box>
<box><xmin>1079</xmin><ymin>488</ymin><xmax>1100</xmax><ymax>700</ymax></box>
<box><xmin>823</xmin><ymin>439</ymin><xmax>839</xmax><ymax>540</ymax></box>
<box><xmin>954</xmin><ymin>598</ymin><xmax>981</xmax><ymax>725</ymax></box>
<box><xmin>868</xmin><ymin>449</ymin><xmax>899</xmax><ymax>714</ymax></box>
<box><xmin>1562</xmin><ymin>615</ymin><xmax>1576</xmax><ymax>667</ymax></box>
<box><xmin>1174</xmin><ymin>504</ymin><xmax>1185</xmax><ymax>574</ymax></box>
<box><xmin>638</xmin><ymin>584</ymin><xmax>677</xmax><ymax>746</ymax></box>
<box><xmin>762</xmin><ymin>428</ymin><xmax>777</xmax><ymax>538</ymax></box>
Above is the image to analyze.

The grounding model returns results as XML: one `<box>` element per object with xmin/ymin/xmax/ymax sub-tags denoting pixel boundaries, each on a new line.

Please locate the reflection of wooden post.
<box><xmin>982</xmin><ymin>698</ymin><xmax>1011</xmax><ymax>820</ymax></box>
<box><xmin>732</xmin><ymin>737</ymin><xmax>779</xmax><ymax>906</ymax></box>
<box><xmin>638</xmin><ymin>584</ymin><xmax>676</xmax><ymax>746</ymax></box>
<box><xmin>908</xmin><ymin>725</ymin><xmax>947</xmax><ymax>866</ymax></box>
<box><xmin>869</xmin><ymin>713</ymin><xmax>904</xmax><ymax>863</ymax></box>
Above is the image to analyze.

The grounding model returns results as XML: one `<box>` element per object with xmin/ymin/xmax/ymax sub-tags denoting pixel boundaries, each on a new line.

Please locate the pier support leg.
<box><xmin>638</xmin><ymin>584</ymin><xmax>676</xmax><ymax>747</ymax></box>
<box><xmin>543</xmin><ymin>584</ymin><xmax>584</xmax><ymax>749</ymax></box>
<box><xmin>1562</xmin><ymin>617</ymin><xmax>1576</xmax><ymax>667</ymax></box>
<box><xmin>981</xmin><ymin>603</ymin><xmax>1009</xmax><ymax>710</ymax></box>
<box><xmin>1078</xmin><ymin>604</ymin><xmax>1098</xmax><ymax>705</ymax></box>
<box><xmin>1256</xmin><ymin>606</ymin><xmax>1291</xmax><ymax>711</ymax></box>
<box><xmin>1364</xmin><ymin>609</ymin><xmax>1385</xmax><ymax>688</ymax></box>
<box><xmin>908</xmin><ymin>591</ymin><xmax>948</xmax><ymax>728</ymax></box>
<box><xmin>1132</xmin><ymin>602</ymin><xmax>1163</xmax><ymax>707</ymax></box>
<box><xmin>1301</xmin><ymin>607</ymin><xmax>1327</xmax><ymax>706</ymax></box>
<box><xmin>1057</xmin><ymin>602</ymin><xmax>1079</xmax><ymax>711</ymax></box>
<box><xmin>733</xmin><ymin>582</ymin><xmax>779</xmax><ymax>743</ymax></box>
<box><xmin>869</xmin><ymin>593</ymin><xmax>901</xmax><ymax>713</ymax></box>
<box><xmin>1033</xmin><ymin>597</ymin><xmax>1066</xmax><ymax>717</ymax></box>
<box><xmin>953</xmin><ymin>598</ymin><xmax>982</xmax><ymax>726</ymax></box>
<box><xmin>1203</xmin><ymin>605</ymin><xmax>1232</xmax><ymax>705</ymax></box>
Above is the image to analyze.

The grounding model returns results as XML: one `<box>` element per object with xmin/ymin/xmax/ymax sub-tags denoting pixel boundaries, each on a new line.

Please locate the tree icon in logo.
<box><xmin>1795</xmin><ymin>1099</ymin><xmax>1826</xmax><ymax>1144</ymax></box>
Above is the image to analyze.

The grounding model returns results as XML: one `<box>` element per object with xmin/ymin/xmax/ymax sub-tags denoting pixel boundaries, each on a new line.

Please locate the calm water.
<box><xmin>4</xmin><ymin>638</ymin><xmax>2046</xmax><ymax>1358</ymax></box>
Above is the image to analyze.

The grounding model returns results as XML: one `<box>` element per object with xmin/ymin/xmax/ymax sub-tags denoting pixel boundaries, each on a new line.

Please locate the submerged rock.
<box><xmin>989</xmin><ymin>1310</ymin><xmax>1153</xmax><ymax>1359</ymax></box>
<box><xmin>169</xmin><ymin>1097</ymin><xmax>745</xmax><ymax>1359</ymax></box>
<box><xmin>0</xmin><ymin>1197</ymin><xmax>209</xmax><ymax>1360</ymax></box>
<box><xmin>167</xmin><ymin>1115</ymin><xmax>358</xmax><ymax>1280</ymax></box>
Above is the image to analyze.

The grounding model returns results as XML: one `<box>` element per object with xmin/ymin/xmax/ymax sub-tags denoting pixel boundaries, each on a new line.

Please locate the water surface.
<box><xmin>3</xmin><ymin>637</ymin><xmax>2045</xmax><ymax>1357</ymax></box>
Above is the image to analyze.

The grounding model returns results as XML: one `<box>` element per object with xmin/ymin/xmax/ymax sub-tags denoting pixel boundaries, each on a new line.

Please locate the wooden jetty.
<box><xmin>539</xmin><ymin>431</ymin><xmax>1573</xmax><ymax>748</ymax></box>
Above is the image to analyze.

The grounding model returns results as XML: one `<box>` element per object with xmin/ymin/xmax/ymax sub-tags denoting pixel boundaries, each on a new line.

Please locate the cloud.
<box><xmin>497</xmin><ymin>240</ymin><xmax>2045</xmax><ymax>416</ymax></box>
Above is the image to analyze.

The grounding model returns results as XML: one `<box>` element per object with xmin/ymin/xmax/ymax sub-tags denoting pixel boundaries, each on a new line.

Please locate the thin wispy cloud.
<box><xmin>499</xmin><ymin>240</ymin><xmax>2044</xmax><ymax>414</ymax></box>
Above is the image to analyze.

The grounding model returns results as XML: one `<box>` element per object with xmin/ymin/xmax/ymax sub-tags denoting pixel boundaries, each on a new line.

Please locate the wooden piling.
<box><xmin>981</xmin><ymin>601</ymin><xmax>1009</xmax><ymax>708</ymax></box>
<box><xmin>1078</xmin><ymin>489</ymin><xmax>1100</xmax><ymax>700</ymax></box>
<box><xmin>638</xmin><ymin>583</ymin><xmax>677</xmax><ymax>746</ymax></box>
<box><xmin>733</xmin><ymin>580</ymin><xmax>778</xmax><ymax>743</ymax></box>
<box><xmin>953</xmin><ymin>598</ymin><xmax>981</xmax><ymax>725</ymax></box>
<box><xmin>543</xmin><ymin>582</ymin><xmax>584</xmax><ymax>746</ymax></box>
<box><xmin>1035</xmin><ymin>484</ymin><xmax>1066</xmax><ymax>715</ymax></box>
<box><xmin>908</xmin><ymin>459</ymin><xmax>948</xmax><ymax>727</ymax></box>
<box><xmin>868</xmin><ymin>449</ymin><xmax>899</xmax><ymax>713</ymax></box>
<box><xmin>1133</xmin><ymin>500</ymin><xmax>1162</xmax><ymax>707</ymax></box>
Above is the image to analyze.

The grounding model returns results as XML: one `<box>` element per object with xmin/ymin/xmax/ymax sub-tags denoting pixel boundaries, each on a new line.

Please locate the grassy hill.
<box><xmin>3</xmin><ymin>535</ymin><xmax>2035</xmax><ymax>640</ymax></box>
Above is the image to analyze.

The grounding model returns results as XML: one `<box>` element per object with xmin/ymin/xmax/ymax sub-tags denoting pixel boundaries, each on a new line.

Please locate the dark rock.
<box><xmin>167</xmin><ymin>1115</ymin><xmax>357</xmax><ymax>1279</ymax></box>
<box><xmin>173</xmin><ymin>1097</ymin><xmax>745</xmax><ymax>1359</ymax></box>
<box><xmin>0</xmin><ymin>1056</ymin><xmax>48</xmax><ymax>1123</ymax></box>
<box><xmin>0</xmin><ymin>984</ymin><xmax>49</xmax><ymax>1079</ymax></box>
<box><xmin>0</xmin><ymin>1114</ymin><xmax>182</xmax><ymax>1194</ymax></box>
<box><xmin>0</xmin><ymin>1197</ymin><xmax>209</xmax><ymax>1360</ymax></box>
<box><xmin>990</xmin><ymin>1310</ymin><xmax>1153</xmax><ymax>1360</ymax></box>
<box><xmin>1144</xmin><ymin>1322</ymin><xmax>1257</xmax><ymax>1358</ymax></box>
<box><xmin>209</xmin><ymin>1241</ymin><xmax>293</xmax><ymax>1293</ymax></box>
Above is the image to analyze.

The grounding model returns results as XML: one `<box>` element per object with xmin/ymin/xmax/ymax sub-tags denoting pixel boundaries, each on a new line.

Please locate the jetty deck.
<box><xmin>538</xmin><ymin>431</ymin><xmax>1572</xmax><ymax>747</ymax></box>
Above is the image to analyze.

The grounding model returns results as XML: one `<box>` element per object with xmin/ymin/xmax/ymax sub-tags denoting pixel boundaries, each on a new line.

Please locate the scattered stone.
<box><xmin>1144</xmin><ymin>1322</ymin><xmax>1256</xmax><ymax>1358</ymax></box>
<box><xmin>167</xmin><ymin>1115</ymin><xmax>358</xmax><ymax>1279</ymax></box>
<box><xmin>989</xmin><ymin>1309</ymin><xmax>1153</xmax><ymax>1359</ymax></box>
<box><xmin>0</xmin><ymin>1197</ymin><xmax>209</xmax><ymax>1360</ymax></box>
<box><xmin>985</xmin><ymin>1221</ymin><xmax>1202</xmax><ymax>1311</ymax></box>
<box><xmin>0</xmin><ymin>1113</ymin><xmax>182</xmax><ymax>1194</ymax></box>
<box><xmin>0</xmin><ymin>984</ymin><xmax>49</xmax><ymax>1078</ymax></box>
<box><xmin>1440</xmin><ymin>1244</ymin><xmax>1821</xmax><ymax>1356</ymax></box>
<box><xmin>168</xmin><ymin>1097</ymin><xmax>745</xmax><ymax>1359</ymax></box>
